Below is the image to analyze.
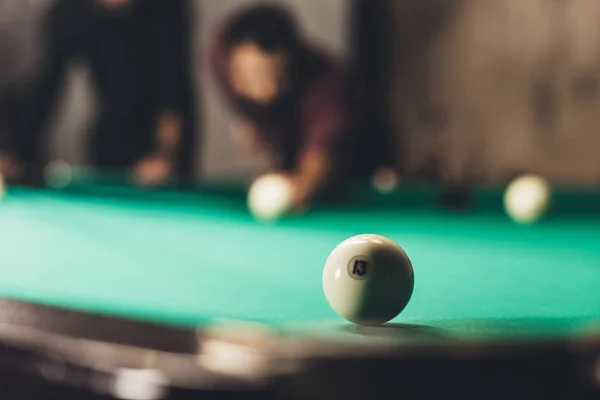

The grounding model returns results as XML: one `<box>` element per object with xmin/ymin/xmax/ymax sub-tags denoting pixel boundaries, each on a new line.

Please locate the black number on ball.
<box><xmin>352</xmin><ymin>260</ymin><xmax>368</xmax><ymax>276</ymax></box>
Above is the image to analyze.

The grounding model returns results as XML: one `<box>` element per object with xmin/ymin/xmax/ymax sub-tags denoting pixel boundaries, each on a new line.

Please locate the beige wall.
<box><xmin>390</xmin><ymin>0</ymin><xmax>600</xmax><ymax>185</ymax></box>
<box><xmin>46</xmin><ymin>62</ymin><xmax>96</xmax><ymax>165</ymax></box>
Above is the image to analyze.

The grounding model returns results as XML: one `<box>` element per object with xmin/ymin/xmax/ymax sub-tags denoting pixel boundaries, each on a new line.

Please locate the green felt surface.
<box><xmin>0</xmin><ymin>185</ymin><xmax>599</xmax><ymax>341</ymax></box>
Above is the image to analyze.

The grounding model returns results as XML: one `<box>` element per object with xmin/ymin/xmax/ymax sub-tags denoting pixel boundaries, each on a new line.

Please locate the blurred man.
<box><xmin>2</xmin><ymin>0</ymin><xmax>189</xmax><ymax>186</ymax></box>
<box><xmin>211</xmin><ymin>5</ymin><xmax>354</xmax><ymax>209</ymax></box>
<box><xmin>0</xmin><ymin>0</ymin><xmax>45</xmax><ymax>180</ymax></box>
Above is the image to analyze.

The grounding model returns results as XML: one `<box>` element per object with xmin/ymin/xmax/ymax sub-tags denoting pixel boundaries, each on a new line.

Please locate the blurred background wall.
<box><xmin>2</xmin><ymin>0</ymin><xmax>600</xmax><ymax>185</ymax></box>
<box><xmin>388</xmin><ymin>0</ymin><xmax>600</xmax><ymax>185</ymax></box>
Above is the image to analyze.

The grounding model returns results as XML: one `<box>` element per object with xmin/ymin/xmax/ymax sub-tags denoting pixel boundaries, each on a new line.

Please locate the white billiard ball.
<box><xmin>247</xmin><ymin>173</ymin><xmax>294</xmax><ymax>222</ymax></box>
<box><xmin>371</xmin><ymin>166</ymin><xmax>400</xmax><ymax>194</ymax></box>
<box><xmin>44</xmin><ymin>159</ymin><xmax>73</xmax><ymax>189</ymax></box>
<box><xmin>504</xmin><ymin>174</ymin><xmax>551</xmax><ymax>224</ymax></box>
<box><xmin>322</xmin><ymin>234</ymin><xmax>414</xmax><ymax>325</ymax></box>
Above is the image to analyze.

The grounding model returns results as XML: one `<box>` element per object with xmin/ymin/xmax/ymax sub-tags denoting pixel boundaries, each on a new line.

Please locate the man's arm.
<box><xmin>291</xmin><ymin>147</ymin><xmax>334</xmax><ymax>207</ymax></box>
<box><xmin>291</xmin><ymin>71</ymin><xmax>348</xmax><ymax>207</ymax></box>
<box><xmin>153</xmin><ymin>112</ymin><xmax>182</xmax><ymax>160</ymax></box>
<box><xmin>151</xmin><ymin>0</ymin><xmax>188</xmax><ymax>160</ymax></box>
<box><xmin>133</xmin><ymin>0</ymin><xmax>189</xmax><ymax>186</ymax></box>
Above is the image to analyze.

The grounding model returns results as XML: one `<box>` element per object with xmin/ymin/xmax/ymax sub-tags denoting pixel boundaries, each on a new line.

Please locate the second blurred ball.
<box><xmin>247</xmin><ymin>173</ymin><xmax>295</xmax><ymax>222</ymax></box>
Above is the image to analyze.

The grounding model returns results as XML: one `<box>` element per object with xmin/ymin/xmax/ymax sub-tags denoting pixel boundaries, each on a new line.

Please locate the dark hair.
<box><xmin>223</xmin><ymin>4</ymin><xmax>299</xmax><ymax>54</ymax></box>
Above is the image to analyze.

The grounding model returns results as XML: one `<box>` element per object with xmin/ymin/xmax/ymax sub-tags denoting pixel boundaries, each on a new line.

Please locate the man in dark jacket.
<box><xmin>1</xmin><ymin>0</ymin><xmax>191</xmax><ymax>186</ymax></box>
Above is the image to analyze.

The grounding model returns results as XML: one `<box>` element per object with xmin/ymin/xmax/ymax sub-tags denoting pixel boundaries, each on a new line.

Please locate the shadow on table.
<box><xmin>340</xmin><ymin>323</ymin><xmax>447</xmax><ymax>340</ymax></box>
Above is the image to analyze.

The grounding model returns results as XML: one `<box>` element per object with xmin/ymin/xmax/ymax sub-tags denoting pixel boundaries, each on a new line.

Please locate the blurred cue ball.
<box><xmin>504</xmin><ymin>174</ymin><xmax>551</xmax><ymax>224</ymax></box>
<box><xmin>44</xmin><ymin>160</ymin><xmax>74</xmax><ymax>189</ymax></box>
<box><xmin>247</xmin><ymin>173</ymin><xmax>295</xmax><ymax>222</ymax></box>
<box><xmin>371</xmin><ymin>167</ymin><xmax>400</xmax><ymax>194</ymax></box>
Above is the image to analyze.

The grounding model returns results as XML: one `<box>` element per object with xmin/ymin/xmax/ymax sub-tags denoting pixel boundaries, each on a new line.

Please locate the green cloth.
<box><xmin>0</xmin><ymin>185</ymin><xmax>599</xmax><ymax>341</ymax></box>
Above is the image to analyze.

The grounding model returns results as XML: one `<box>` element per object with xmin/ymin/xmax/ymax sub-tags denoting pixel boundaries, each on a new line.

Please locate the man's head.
<box><xmin>223</xmin><ymin>5</ymin><xmax>300</xmax><ymax>105</ymax></box>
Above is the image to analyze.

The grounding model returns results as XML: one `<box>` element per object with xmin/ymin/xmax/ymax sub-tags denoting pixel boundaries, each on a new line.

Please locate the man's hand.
<box><xmin>132</xmin><ymin>112</ymin><xmax>181</xmax><ymax>186</ymax></box>
<box><xmin>132</xmin><ymin>154</ymin><xmax>173</xmax><ymax>187</ymax></box>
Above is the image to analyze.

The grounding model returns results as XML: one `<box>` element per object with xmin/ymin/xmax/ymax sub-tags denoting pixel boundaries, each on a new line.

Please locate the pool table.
<box><xmin>0</xmin><ymin>177</ymin><xmax>599</xmax><ymax>399</ymax></box>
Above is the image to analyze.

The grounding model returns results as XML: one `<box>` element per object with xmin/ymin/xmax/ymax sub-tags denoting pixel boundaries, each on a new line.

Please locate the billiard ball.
<box><xmin>504</xmin><ymin>174</ymin><xmax>551</xmax><ymax>224</ymax></box>
<box><xmin>371</xmin><ymin>166</ymin><xmax>400</xmax><ymax>194</ymax></box>
<box><xmin>44</xmin><ymin>159</ymin><xmax>73</xmax><ymax>189</ymax></box>
<box><xmin>247</xmin><ymin>173</ymin><xmax>295</xmax><ymax>222</ymax></box>
<box><xmin>322</xmin><ymin>234</ymin><xmax>414</xmax><ymax>325</ymax></box>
